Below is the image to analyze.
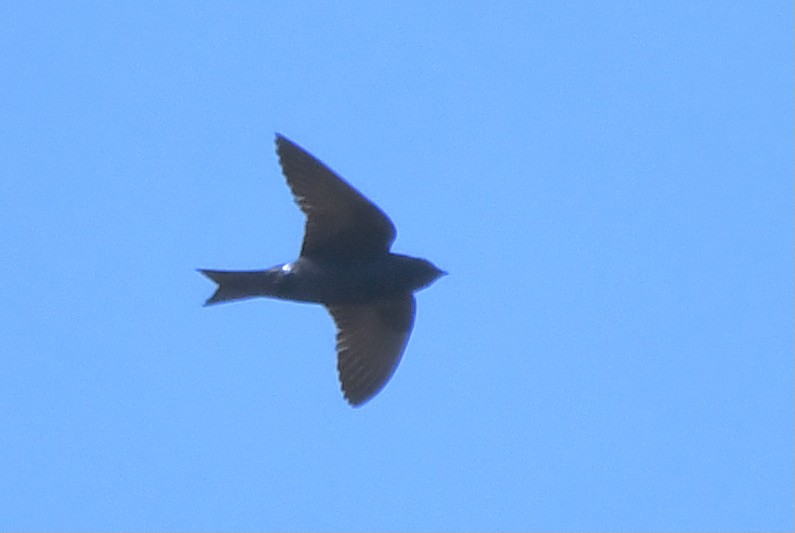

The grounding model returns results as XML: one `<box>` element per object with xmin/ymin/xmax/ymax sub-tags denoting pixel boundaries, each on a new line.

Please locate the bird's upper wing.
<box><xmin>327</xmin><ymin>294</ymin><xmax>416</xmax><ymax>406</ymax></box>
<box><xmin>275</xmin><ymin>134</ymin><xmax>397</xmax><ymax>259</ymax></box>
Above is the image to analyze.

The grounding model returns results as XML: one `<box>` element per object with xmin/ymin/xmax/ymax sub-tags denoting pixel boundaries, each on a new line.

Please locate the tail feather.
<box><xmin>198</xmin><ymin>269</ymin><xmax>267</xmax><ymax>306</ymax></box>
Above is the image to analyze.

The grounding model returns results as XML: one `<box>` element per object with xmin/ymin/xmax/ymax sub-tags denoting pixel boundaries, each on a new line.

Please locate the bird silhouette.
<box><xmin>199</xmin><ymin>135</ymin><xmax>445</xmax><ymax>406</ymax></box>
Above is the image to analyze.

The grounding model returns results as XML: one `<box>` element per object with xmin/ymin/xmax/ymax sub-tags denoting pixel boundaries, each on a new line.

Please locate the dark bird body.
<box><xmin>200</xmin><ymin>135</ymin><xmax>445</xmax><ymax>406</ymax></box>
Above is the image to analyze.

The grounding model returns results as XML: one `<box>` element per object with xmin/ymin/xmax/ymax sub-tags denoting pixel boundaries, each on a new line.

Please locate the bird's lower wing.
<box><xmin>326</xmin><ymin>294</ymin><xmax>416</xmax><ymax>406</ymax></box>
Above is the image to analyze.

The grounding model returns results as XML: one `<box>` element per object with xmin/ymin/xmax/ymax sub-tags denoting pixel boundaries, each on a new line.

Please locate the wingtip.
<box><xmin>274</xmin><ymin>133</ymin><xmax>294</xmax><ymax>157</ymax></box>
<box><xmin>341</xmin><ymin>379</ymin><xmax>386</xmax><ymax>408</ymax></box>
<box><xmin>344</xmin><ymin>393</ymin><xmax>370</xmax><ymax>408</ymax></box>
<box><xmin>274</xmin><ymin>132</ymin><xmax>291</xmax><ymax>147</ymax></box>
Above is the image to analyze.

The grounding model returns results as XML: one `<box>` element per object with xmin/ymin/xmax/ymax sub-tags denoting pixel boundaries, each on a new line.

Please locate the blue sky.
<box><xmin>1</xmin><ymin>1</ymin><xmax>792</xmax><ymax>531</ymax></box>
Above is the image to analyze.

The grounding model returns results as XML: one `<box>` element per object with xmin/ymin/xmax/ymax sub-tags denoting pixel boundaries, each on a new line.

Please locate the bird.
<box><xmin>199</xmin><ymin>134</ymin><xmax>446</xmax><ymax>406</ymax></box>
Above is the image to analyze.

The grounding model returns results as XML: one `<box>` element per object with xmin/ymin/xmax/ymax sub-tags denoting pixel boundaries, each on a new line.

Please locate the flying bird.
<box><xmin>199</xmin><ymin>134</ymin><xmax>446</xmax><ymax>406</ymax></box>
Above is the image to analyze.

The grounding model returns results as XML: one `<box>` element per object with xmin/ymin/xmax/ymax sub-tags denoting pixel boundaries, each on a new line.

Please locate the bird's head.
<box><xmin>398</xmin><ymin>256</ymin><xmax>447</xmax><ymax>292</ymax></box>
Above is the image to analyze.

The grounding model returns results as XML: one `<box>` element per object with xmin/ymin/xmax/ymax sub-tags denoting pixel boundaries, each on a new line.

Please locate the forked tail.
<box><xmin>197</xmin><ymin>269</ymin><xmax>269</xmax><ymax>306</ymax></box>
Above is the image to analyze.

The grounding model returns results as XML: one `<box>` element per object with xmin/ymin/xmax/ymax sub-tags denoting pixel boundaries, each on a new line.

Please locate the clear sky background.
<box><xmin>1</xmin><ymin>2</ymin><xmax>792</xmax><ymax>531</ymax></box>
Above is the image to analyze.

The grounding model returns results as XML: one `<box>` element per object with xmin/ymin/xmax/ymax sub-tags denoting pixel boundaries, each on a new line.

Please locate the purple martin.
<box><xmin>199</xmin><ymin>135</ymin><xmax>445</xmax><ymax>406</ymax></box>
